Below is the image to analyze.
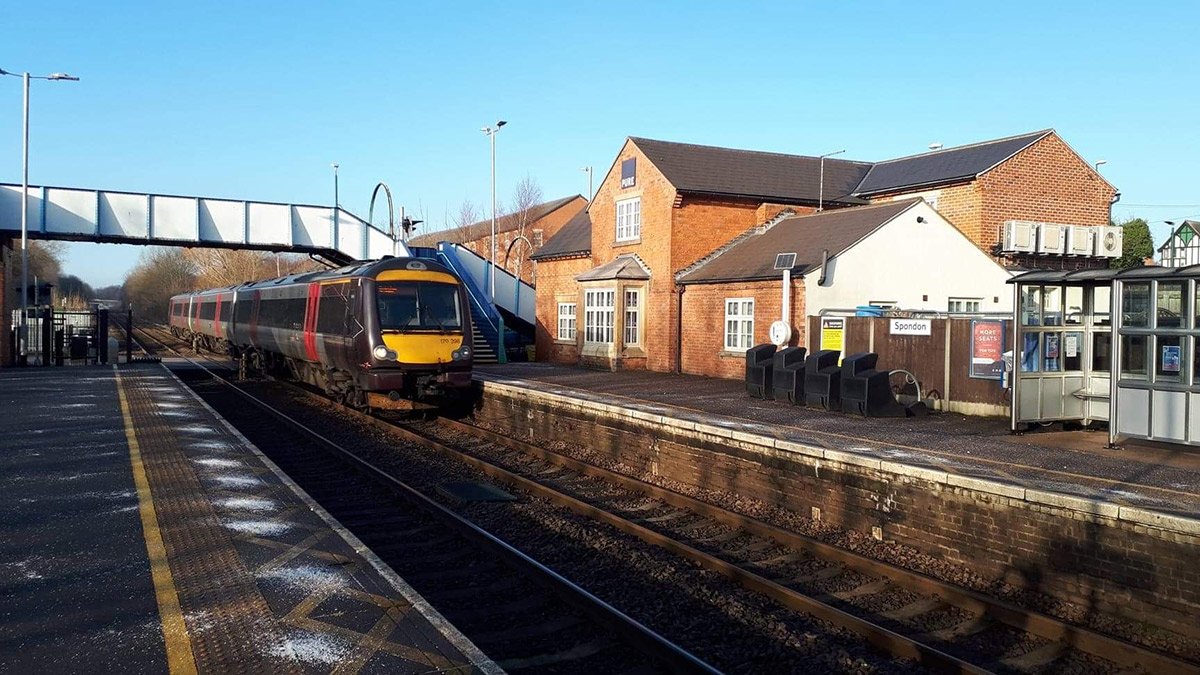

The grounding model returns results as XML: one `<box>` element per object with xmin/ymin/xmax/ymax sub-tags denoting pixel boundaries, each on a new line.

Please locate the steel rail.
<box><xmin>341</xmin><ymin>413</ymin><xmax>986</xmax><ymax>673</ymax></box>
<box><xmin>130</xmin><ymin>325</ymin><xmax>719</xmax><ymax>675</ymax></box>
<box><xmin>438</xmin><ymin>418</ymin><xmax>1198</xmax><ymax>675</ymax></box>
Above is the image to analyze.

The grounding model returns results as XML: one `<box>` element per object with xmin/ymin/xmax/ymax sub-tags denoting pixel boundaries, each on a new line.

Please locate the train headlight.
<box><xmin>373</xmin><ymin>345</ymin><xmax>394</xmax><ymax>361</ymax></box>
<box><xmin>452</xmin><ymin>346</ymin><xmax>471</xmax><ymax>361</ymax></box>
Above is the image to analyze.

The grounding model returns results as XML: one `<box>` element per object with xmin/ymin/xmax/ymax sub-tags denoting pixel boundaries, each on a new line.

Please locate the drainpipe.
<box><xmin>817</xmin><ymin>249</ymin><xmax>830</xmax><ymax>286</ymax></box>
<box><xmin>675</xmin><ymin>284</ymin><xmax>685</xmax><ymax>374</ymax></box>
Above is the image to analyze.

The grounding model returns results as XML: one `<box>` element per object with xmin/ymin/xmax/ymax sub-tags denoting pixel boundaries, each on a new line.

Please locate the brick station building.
<box><xmin>532</xmin><ymin>130</ymin><xmax>1116</xmax><ymax>374</ymax></box>
<box><xmin>410</xmin><ymin>194</ymin><xmax>585</xmax><ymax>284</ymax></box>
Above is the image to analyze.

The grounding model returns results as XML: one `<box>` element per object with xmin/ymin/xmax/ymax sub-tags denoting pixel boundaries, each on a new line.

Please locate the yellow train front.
<box><xmin>170</xmin><ymin>256</ymin><xmax>475</xmax><ymax>410</ymax></box>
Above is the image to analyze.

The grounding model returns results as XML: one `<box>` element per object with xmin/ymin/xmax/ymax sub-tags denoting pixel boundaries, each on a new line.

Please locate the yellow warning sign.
<box><xmin>821</xmin><ymin>317</ymin><xmax>845</xmax><ymax>362</ymax></box>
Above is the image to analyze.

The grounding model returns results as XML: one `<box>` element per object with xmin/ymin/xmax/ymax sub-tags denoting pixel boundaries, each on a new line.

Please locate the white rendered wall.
<box><xmin>805</xmin><ymin>201</ymin><xmax>1014</xmax><ymax>315</ymax></box>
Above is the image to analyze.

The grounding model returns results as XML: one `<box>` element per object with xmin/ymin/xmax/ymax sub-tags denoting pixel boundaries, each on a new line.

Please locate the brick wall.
<box><xmin>680</xmin><ymin>279</ymin><xmax>806</xmax><ymax>379</ymax></box>
<box><xmin>533</xmin><ymin>255</ymin><xmax>591</xmax><ymax>363</ymax></box>
<box><xmin>578</xmin><ymin>141</ymin><xmax>822</xmax><ymax>373</ymax></box>
<box><xmin>978</xmin><ymin>133</ymin><xmax>1115</xmax><ymax>252</ymax></box>
<box><xmin>867</xmin><ymin>133</ymin><xmax>1115</xmax><ymax>258</ymax></box>
<box><xmin>586</xmin><ymin>141</ymin><xmax>680</xmax><ymax>371</ymax></box>
<box><xmin>477</xmin><ymin>386</ymin><xmax>1200</xmax><ymax>640</ymax></box>
<box><xmin>449</xmin><ymin>196</ymin><xmax>587</xmax><ymax>284</ymax></box>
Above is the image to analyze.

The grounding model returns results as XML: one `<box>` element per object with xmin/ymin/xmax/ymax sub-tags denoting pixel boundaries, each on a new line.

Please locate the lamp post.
<box><xmin>481</xmin><ymin>120</ymin><xmax>506</xmax><ymax>299</ymax></box>
<box><xmin>581</xmin><ymin>166</ymin><xmax>593</xmax><ymax>201</ymax></box>
<box><xmin>1</xmin><ymin>68</ymin><xmax>79</xmax><ymax>366</ymax></box>
<box><xmin>817</xmin><ymin>149</ymin><xmax>845</xmax><ymax>213</ymax></box>
<box><xmin>331</xmin><ymin>162</ymin><xmax>340</xmax><ymax>206</ymax></box>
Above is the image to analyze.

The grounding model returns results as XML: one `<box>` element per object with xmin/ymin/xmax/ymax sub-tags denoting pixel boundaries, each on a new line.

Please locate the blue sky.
<box><xmin>3</xmin><ymin>1</ymin><xmax>1198</xmax><ymax>287</ymax></box>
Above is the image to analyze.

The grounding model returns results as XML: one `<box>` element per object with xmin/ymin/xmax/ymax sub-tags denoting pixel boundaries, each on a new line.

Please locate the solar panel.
<box><xmin>774</xmin><ymin>252</ymin><xmax>797</xmax><ymax>270</ymax></box>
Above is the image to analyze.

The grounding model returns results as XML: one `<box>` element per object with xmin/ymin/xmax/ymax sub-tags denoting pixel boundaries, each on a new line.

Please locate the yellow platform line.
<box><xmin>116</xmin><ymin>368</ymin><xmax>199</xmax><ymax>675</ymax></box>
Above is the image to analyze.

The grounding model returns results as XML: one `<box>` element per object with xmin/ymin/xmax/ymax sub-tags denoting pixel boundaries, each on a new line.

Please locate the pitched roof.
<box><xmin>576</xmin><ymin>254</ymin><xmax>651</xmax><ymax>282</ymax></box>
<box><xmin>630</xmin><ymin>137</ymin><xmax>872</xmax><ymax>206</ymax></box>
<box><xmin>676</xmin><ymin>199</ymin><xmax>921</xmax><ymax>284</ymax></box>
<box><xmin>853</xmin><ymin>130</ymin><xmax>1052</xmax><ymax>196</ymax></box>
<box><xmin>529</xmin><ymin>208</ymin><xmax>592</xmax><ymax>260</ymax></box>
<box><xmin>408</xmin><ymin>194</ymin><xmax>583</xmax><ymax>247</ymax></box>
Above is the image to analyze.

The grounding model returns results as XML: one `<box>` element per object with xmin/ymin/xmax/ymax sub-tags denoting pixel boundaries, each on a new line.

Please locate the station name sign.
<box><xmin>620</xmin><ymin>158</ymin><xmax>636</xmax><ymax>188</ymax></box>
<box><xmin>889</xmin><ymin>318</ymin><xmax>931</xmax><ymax>336</ymax></box>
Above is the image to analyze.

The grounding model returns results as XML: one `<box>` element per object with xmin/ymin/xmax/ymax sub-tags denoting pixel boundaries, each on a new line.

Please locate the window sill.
<box><xmin>718</xmin><ymin>350</ymin><xmax>747</xmax><ymax>359</ymax></box>
<box><xmin>612</xmin><ymin>238</ymin><xmax>641</xmax><ymax>247</ymax></box>
<box><xmin>582</xmin><ymin>342</ymin><xmax>616</xmax><ymax>358</ymax></box>
<box><xmin>622</xmin><ymin>346</ymin><xmax>646</xmax><ymax>358</ymax></box>
<box><xmin>554</xmin><ymin>338</ymin><xmax>577</xmax><ymax>345</ymax></box>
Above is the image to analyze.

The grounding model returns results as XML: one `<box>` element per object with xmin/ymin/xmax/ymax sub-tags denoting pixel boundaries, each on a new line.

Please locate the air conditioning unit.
<box><xmin>1002</xmin><ymin>221</ymin><xmax>1037</xmax><ymax>253</ymax></box>
<box><xmin>1037</xmin><ymin>223</ymin><xmax>1067</xmax><ymax>254</ymax></box>
<box><xmin>1068</xmin><ymin>225</ymin><xmax>1095</xmax><ymax>255</ymax></box>
<box><xmin>1095</xmin><ymin>225</ymin><xmax>1124</xmax><ymax>258</ymax></box>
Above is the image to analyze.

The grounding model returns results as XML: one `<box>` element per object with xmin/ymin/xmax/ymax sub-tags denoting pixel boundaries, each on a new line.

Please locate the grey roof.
<box><xmin>853</xmin><ymin>130</ymin><xmax>1051</xmax><ymax>196</ymax></box>
<box><xmin>1007</xmin><ymin>264</ymin><xmax>1200</xmax><ymax>285</ymax></box>
<box><xmin>409</xmin><ymin>194</ymin><xmax>584</xmax><ymax>247</ymax></box>
<box><xmin>530</xmin><ymin>209</ymin><xmax>591</xmax><ymax>260</ymax></box>
<box><xmin>631</xmin><ymin>137</ymin><xmax>872</xmax><ymax>205</ymax></box>
<box><xmin>576</xmin><ymin>254</ymin><xmax>651</xmax><ymax>282</ymax></box>
<box><xmin>677</xmin><ymin>199</ymin><xmax>921</xmax><ymax>284</ymax></box>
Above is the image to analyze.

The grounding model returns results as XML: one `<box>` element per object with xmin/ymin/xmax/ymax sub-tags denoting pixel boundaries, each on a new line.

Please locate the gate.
<box><xmin>9</xmin><ymin>307</ymin><xmax>107</xmax><ymax>366</ymax></box>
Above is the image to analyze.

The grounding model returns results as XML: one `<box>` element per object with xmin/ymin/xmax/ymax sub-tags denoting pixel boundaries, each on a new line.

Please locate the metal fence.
<box><xmin>8</xmin><ymin>307</ymin><xmax>105</xmax><ymax>366</ymax></box>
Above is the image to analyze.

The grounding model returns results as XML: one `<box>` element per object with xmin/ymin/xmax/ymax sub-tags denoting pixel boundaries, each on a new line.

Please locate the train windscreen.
<box><xmin>377</xmin><ymin>282</ymin><xmax>462</xmax><ymax>332</ymax></box>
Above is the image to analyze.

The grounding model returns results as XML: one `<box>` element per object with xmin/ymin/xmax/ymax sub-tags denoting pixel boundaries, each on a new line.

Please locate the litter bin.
<box><xmin>745</xmin><ymin>343</ymin><xmax>776</xmax><ymax>399</ymax></box>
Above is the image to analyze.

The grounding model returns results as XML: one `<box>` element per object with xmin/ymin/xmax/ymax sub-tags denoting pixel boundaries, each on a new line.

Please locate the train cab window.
<box><xmin>377</xmin><ymin>281</ymin><xmax>462</xmax><ymax>332</ymax></box>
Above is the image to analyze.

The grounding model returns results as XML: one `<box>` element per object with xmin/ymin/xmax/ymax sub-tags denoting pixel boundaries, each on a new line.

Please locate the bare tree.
<box><xmin>452</xmin><ymin>199</ymin><xmax>481</xmax><ymax>238</ymax></box>
<box><xmin>26</xmin><ymin>240</ymin><xmax>64</xmax><ymax>285</ymax></box>
<box><xmin>183</xmin><ymin>248</ymin><xmax>275</xmax><ymax>288</ymax></box>
<box><xmin>506</xmin><ymin>175</ymin><xmax>543</xmax><ymax>279</ymax></box>
<box><xmin>122</xmin><ymin>248</ymin><xmax>198</xmax><ymax>322</ymax></box>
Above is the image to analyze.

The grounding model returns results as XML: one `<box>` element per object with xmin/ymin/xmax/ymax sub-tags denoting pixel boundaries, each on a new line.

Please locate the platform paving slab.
<box><xmin>1</xmin><ymin>364</ymin><xmax>499</xmax><ymax>674</ymax></box>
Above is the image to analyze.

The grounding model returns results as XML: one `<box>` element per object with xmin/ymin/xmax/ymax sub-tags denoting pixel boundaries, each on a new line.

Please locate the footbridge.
<box><xmin>0</xmin><ymin>183</ymin><xmax>537</xmax><ymax>363</ymax></box>
<box><xmin>0</xmin><ymin>183</ymin><xmax>406</xmax><ymax>264</ymax></box>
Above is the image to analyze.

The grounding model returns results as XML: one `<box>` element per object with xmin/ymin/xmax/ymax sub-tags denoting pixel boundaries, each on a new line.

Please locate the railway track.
<box><xmin>131</xmin><ymin>325</ymin><xmax>714</xmax><ymax>674</ymax></box>
<box><xmin>398</xmin><ymin>417</ymin><xmax>1199</xmax><ymax>675</ymax></box>
<box><xmin>132</xmin><ymin>324</ymin><xmax>1198</xmax><ymax>673</ymax></box>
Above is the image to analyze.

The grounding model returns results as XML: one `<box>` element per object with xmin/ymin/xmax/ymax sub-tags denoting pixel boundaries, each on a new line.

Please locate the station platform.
<box><xmin>476</xmin><ymin>363</ymin><xmax>1200</xmax><ymax>521</ymax></box>
<box><xmin>0</xmin><ymin>364</ymin><xmax>497</xmax><ymax>674</ymax></box>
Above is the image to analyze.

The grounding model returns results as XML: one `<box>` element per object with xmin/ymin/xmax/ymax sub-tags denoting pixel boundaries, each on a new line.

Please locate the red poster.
<box><xmin>970</xmin><ymin>320</ymin><xmax>1005</xmax><ymax>379</ymax></box>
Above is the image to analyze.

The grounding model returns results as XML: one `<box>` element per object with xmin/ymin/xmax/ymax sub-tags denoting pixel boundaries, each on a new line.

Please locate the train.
<box><xmin>168</xmin><ymin>256</ymin><xmax>474</xmax><ymax>409</ymax></box>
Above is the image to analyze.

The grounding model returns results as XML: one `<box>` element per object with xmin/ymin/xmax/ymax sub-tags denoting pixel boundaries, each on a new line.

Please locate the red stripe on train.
<box><xmin>303</xmin><ymin>283</ymin><xmax>319</xmax><ymax>362</ymax></box>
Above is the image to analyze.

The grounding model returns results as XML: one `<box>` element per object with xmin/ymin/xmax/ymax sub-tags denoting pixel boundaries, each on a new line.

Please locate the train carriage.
<box><xmin>169</xmin><ymin>256</ymin><xmax>473</xmax><ymax>408</ymax></box>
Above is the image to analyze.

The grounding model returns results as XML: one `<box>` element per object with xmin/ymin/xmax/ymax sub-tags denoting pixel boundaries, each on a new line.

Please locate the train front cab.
<box><xmin>360</xmin><ymin>260</ymin><xmax>474</xmax><ymax>407</ymax></box>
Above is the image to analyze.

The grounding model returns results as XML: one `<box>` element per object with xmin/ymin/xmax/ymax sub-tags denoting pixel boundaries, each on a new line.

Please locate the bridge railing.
<box><xmin>0</xmin><ymin>184</ymin><xmax>405</xmax><ymax>262</ymax></box>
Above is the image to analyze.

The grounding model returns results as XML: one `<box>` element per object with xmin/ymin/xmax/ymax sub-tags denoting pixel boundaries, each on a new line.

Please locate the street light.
<box><xmin>1</xmin><ymin>67</ymin><xmax>79</xmax><ymax>366</ymax></box>
<box><xmin>481</xmin><ymin>120</ymin><xmax>506</xmax><ymax>299</ymax></box>
<box><xmin>331</xmin><ymin>162</ymin><xmax>340</xmax><ymax>206</ymax></box>
<box><xmin>581</xmin><ymin>166</ymin><xmax>593</xmax><ymax>201</ymax></box>
<box><xmin>817</xmin><ymin>149</ymin><xmax>845</xmax><ymax>212</ymax></box>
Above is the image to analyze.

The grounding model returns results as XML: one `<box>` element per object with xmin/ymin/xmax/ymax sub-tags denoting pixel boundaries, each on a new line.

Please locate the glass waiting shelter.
<box><xmin>1009</xmin><ymin>269</ymin><xmax>1117</xmax><ymax>431</ymax></box>
<box><xmin>1010</xmin><ymin>265</ymin><xmax>1200</xmax><ymax>447</ymax></box>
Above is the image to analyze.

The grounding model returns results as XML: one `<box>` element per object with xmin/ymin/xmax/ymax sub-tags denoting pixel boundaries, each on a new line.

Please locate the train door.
<box><xmin>303</xmin><ymin>283</ymin><xmax>320</xmax><ymax>362</ymax></box>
